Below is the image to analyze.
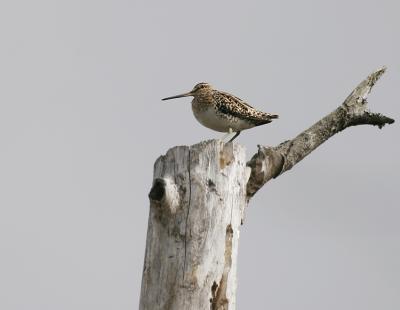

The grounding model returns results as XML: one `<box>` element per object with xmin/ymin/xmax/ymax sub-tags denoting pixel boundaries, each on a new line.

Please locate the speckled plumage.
<box><xmin>162</xmin><ymin>82</ymin><xmax>278</xmax><ymax>141</ymax></box>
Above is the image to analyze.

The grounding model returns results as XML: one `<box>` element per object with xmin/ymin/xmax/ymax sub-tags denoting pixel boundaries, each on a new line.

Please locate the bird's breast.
<box><xmin>191</xmin><ymin>100</ymin><xmax>253</xmax><ymax>132</ymax></box>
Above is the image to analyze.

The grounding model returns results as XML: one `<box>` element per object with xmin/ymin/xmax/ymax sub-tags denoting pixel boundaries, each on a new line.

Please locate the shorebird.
<box><xmin>162</xmin><ymin>82</ymin><xmax>278</xmax><ymax>142</ymax></box>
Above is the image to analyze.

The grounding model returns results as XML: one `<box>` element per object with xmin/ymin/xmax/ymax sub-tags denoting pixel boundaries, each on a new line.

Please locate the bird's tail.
<box><xmin>255</xmin><ymin>113</ymin><xmax>279</xmax><ymax>126</ymax></box>
<box><xmin>267</xmin><ymin>113</ymin><xmax>279</xmax><ymax>119</ymax></box>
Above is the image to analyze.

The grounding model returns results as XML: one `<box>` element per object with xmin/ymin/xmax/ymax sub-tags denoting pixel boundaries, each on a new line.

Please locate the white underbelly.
<box><xmin>192</xmin><ymin>106</ymin><xmax>253</xmax><ymax>132</ymax></box>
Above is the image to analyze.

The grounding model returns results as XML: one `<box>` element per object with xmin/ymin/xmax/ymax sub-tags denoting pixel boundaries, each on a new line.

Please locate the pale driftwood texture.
<box><xmin>140</xmin><ymin>142</ymin><xmax>249</xmax><ymax>310</ymax></box>
<box><xmin>140</xmin><ymin>68</ymin><xmax>394</xmax><ymax>309</ymax></box>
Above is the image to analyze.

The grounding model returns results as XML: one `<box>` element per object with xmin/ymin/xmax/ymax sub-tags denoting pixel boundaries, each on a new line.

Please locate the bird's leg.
<box><xmin>220</xmin><ymin>128</ymin><xmax>234</xmax><ymax>142</ymax></box>
<box><xmin>228</xmin><ymin>131</ymin><xmax>241</xmax><ymax>142</ymax></box>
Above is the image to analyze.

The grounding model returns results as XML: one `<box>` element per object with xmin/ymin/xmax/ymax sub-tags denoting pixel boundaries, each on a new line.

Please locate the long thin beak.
<box><xmin>162</xmin><ymin>91</ymin><xmax>193</xmax><ymax>101</ymax></box>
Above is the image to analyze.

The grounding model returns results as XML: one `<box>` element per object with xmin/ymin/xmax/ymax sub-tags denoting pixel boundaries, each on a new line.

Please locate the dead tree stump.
<box><xmin>141</xmin><ymin>141</ymin><xmax>248</xmax><ymax>309</ymax></box>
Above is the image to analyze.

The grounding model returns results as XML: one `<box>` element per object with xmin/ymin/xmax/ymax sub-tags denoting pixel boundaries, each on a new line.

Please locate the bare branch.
<box><xmin>246</xmin><ymin>67</ymin><xmax>395</xmax><ymax>199</ymax></box>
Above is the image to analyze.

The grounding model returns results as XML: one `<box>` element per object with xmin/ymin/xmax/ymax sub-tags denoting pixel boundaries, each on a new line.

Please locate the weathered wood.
<box><xmin>247</xmin><ymin>67</ymin><xmax>394</xmax><ymax>198</ymax></box>
<box><xmin>140</xmin><ymin>68</ymin><xmax>394</xmax><ymax>309</ymax></box>
<box><xmin>140</xmin><ymin>141</ymin><xmax>250</xmax><ymax>310</ymax></box>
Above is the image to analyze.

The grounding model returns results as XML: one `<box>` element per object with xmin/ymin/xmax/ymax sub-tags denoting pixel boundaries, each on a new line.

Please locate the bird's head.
<box><xmin>162</xmin><ymin>82</ymin><xmax>213</xmax><ymax>101</ymax></box>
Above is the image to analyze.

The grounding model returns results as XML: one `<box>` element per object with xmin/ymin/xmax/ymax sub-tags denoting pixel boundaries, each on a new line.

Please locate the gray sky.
<box><xmin>0</xmin><ymin>0</ymin><xmax>399</xmax><ymax>309</ymax></box>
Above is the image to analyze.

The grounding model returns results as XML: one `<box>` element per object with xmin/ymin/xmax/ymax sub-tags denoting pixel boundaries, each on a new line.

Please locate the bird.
<box><xmin>162</xmin><ymin>82</ymin><xmax>278</xmax><ymax>142</ymax></box>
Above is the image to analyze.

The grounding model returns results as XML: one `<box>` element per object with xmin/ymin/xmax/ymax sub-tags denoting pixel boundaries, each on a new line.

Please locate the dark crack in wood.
<box><xmin>210</xmin><ymin>224</ymin><xmax>233</xmax><ymax>310</ymax></box>
<box><xmin>183</xmin><ymin>147</ymin><xmax>192</xmax><ymax>281</ymax></box>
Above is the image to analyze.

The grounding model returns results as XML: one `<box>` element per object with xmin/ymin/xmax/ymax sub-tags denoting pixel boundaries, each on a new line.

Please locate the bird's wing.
<box><xmin>213</xmin><ymin>91</ymin><xmax>274</xmax><ymax>123</ymax></box>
